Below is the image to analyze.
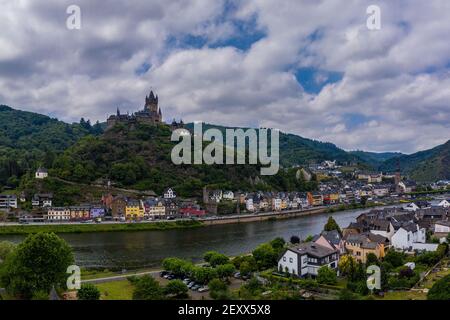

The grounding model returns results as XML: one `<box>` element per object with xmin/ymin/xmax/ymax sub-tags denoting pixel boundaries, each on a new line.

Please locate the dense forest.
<box><xmin>51</xmin><ymin>123</ymin><xmax>318</xmax><ymax>197</ymax></box>
<box><xmin>0</xmin><ymin>105</ymin><xmax>102</xmax><ymax>188</ymax></box>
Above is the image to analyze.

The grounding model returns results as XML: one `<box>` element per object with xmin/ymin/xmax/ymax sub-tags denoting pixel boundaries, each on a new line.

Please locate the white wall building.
<box><xmin>391</xmin><ymin>223</ymin><xmax>427</xmax><ymax>250</ymax></box>
<box><xmin>246</xmin><ymin>198</ymin><xmax>254</xmax><ymax>212</ymax></box>
<box><xmin>277</xmin><ymin>242</ymin><xmax>339</xmax><ymax>277</ymax></box>
<box><xmin>163</xmin><ymin>188</ymin><xmax>176</xmax><ymax>199</ymax></box>
<box><xmin>35</xmin><ymin>167</ymin><xmax>48</xmax><ymax>179</ymax></box>
<box><xmin>403</xmin><ymin>203</ymin><xmax>419</xmax><ymax>212</ymax></box>
<box><xmin>0</xmin><ymin>195</ymin><xmax>18</xmax><ymax>209</ymax></box>
<box><xmin>437</xmin><ymin>200</ymin><xmax>450</xmax><ymax>208</ymax></box>
<box><xmin>434</xmin><ymin>221</ymin><xmax>450</xmax><ymax>233</ymax></box>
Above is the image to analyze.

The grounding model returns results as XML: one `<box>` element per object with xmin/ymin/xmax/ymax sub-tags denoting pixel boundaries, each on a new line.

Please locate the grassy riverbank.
<box><xmin>0</xmin><ymin>220</ymin><xmax>203</xmax><ymax>235</ymax></box>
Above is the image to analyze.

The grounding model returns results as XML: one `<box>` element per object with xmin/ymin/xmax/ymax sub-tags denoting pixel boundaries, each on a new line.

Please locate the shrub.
<box><xmin>427</xmin><ymin>274</ymin><xmax>450</xmax><ymax>300</ymax></box>
<box><xmin>317</xmin><ymin>266</ymin><xmax>337</xmax><ymax>285</ymax></box>
<box><xmin>78</xmin><ymin>283</ymin><xmax>101</xmax><ymax>300</ymax></box>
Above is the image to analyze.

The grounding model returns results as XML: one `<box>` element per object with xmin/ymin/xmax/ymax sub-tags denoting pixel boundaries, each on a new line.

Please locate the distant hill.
<box><xmin>187</xmin><ymin>123</ymin><xmax>369</xmax><ymax>168</ymax></box>
<box><xmin>379</xmin><ymin>140</ymin><xmax>450</xmax><ymax>182</ymax></box>
<box><xmin>51</xmin><ymin>123</ymin><xmax>318</xmax><ymax>198</ymax></box>
<box><xmin>348</xmin><ymin>150</ymin><xmax>404</xmax><ymax>168</ymax></box>
<box><xmin>1</xmin><ymin>104</ymin><xmax>448</xmax><ymax>193</ymax></box>
<box><xmin>0</xmin><ymin>105</ymin><xmax>102</xmax><ymax>188</ymax></box>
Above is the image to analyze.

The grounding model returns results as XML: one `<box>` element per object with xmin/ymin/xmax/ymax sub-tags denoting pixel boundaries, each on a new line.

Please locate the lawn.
<box><xmin>0</xmin><ymin>219</ymin><xmax>203</xmax><ymax>235</ymax></box>
<box><xmin>378</xmin><ymin>290</ymin><xmax>427</xmax><ymax>300</ymax></box>
<box><xmin>95</xmin><ymin>280</ymin><xmax>135</xmax><ymax>300</ymax></box>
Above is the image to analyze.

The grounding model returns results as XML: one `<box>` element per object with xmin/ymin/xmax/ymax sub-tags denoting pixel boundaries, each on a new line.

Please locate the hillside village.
<box><xmin>0</xmin><ymin>158</ymin><xmax>449</xmax><ymax>224</ymax></box>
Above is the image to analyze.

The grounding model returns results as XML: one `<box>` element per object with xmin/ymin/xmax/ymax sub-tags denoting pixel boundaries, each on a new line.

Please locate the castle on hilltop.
<box><xmin>107</xmin><ymin>90</ymin><xmax>184</xmax><ymax>130</ymax></box>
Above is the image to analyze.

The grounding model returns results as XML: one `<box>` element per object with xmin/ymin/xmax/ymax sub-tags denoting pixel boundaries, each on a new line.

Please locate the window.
<box><xmin>283</xmin><ymin>257</ymin><xmax>286</xmax><ymax>262</ymax></box>
<box><xmin>289</xmin><ymin>258</ymin><xmax>293</xmax><ymax>263</ymax></box>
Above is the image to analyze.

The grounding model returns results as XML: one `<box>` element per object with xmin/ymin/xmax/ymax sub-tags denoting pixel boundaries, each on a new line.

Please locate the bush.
<box><xmin>208</xmin><ymin>279</ymin><xmax>229</xmax><ymax>300</ymax></box>
<box><xmin>415</xmin><ymin>252</ymin><xmax>440</xmax><ymax>266</ymax></box>
<box><xmin>132</xmin><ymin>275</ymin><xmax>164</xmax><ymax>300</ymax></box>
<box><xmin>317</xmin><ymin>266</ymin><xmax>337</xmax><ymax>285</ymax></box>
<box><xmin>78</xmin><ymin>283</ymin><xmax>101</xmax><ymax>300</ymax></box>
<box><xmin>164</xmin><ymin>280</ymin><xmax>188</xmax><ymax>299</ymax></box>
<box><xmin>252</xmin><ymin>243</ymin><xmax>278</xmax><ymax>270</ymax></box>
<box><xmin>383</xmin><ymin>250</ymin><xmax>404</xmax><ymax>267</ymax></box>
<box><xmin>31</xmin><ymin>290</ymin><xmax>50</xmax><ymax>300</ymax></box>
<box><xmin>427</xmin><ymin>274</ymin><xmax>450</xmax><ymax>300</ymax></box>
<box><xmin>339</xmin><ymin>288</ymin><xmax>358</xmax><ymax>300</ymax></box>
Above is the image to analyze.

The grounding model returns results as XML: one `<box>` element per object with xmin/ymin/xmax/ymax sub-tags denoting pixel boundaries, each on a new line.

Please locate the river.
<box><xmin>0</xmin><ymin>207</ymin><xmax>378</xmax><ymax>269</ymax></box>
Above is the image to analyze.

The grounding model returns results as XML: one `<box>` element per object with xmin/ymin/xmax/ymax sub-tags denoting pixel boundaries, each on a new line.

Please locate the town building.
<box><xmin>126</xmin><ymin>200</ymin><xmax>145</xmax><ymax>220</ymax></box>
<box><xmin>343</xmin><ymin>233</ymin><xmax>387</xmax><ymax>263</ymax></box>
<box><xmin>47</xmin><ymin>207</ymin><xmax>71</xmax><ymax>221</ymax></box>
<box><xmin>277</xmin><ymin>242</ymin><xmax>339</xmax><ymax>277</ymax></box>
<box><xmin>391</xmin><ymin>222</ymin><xmax>427</xmax><ymax>250</ymax></box>
<box><xmin>144</xmin><ymin>199</ymin><xmax>165</xmax><ymax>218</ymax></box>
<box><xmin>35</xmin><ymin>167</ymin><xmax>48</xmax><ymax>179</ymax></box>
<box><xmin>111</xmin><ymin>196</ymin><xmax>127</xmax><ymax>218</ymax></box>
<box><xmin>32</xmin><ymin>193</ymin><xmax>53</xmax><ymax>207</ymax></box>
<box><xmin>163</xmin><ymin>188</ymin><xmax>176</xmax><ymax>199</ymax></box>
<box><xmin>69</xmin><ymin>206</ymin><xmax>91</xmax><ymax>220</ymax></box>
<box><xmin>0</xmin><ymin>194</ymin><xmax>18</xmax><ymax>209</ymax></box>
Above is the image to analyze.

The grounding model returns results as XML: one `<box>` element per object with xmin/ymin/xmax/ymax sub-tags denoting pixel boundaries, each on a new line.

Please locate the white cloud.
<box><xmin>0</xmin><ymin>0</ymin><xmax>449</xmax><ymax>154</ymax></box>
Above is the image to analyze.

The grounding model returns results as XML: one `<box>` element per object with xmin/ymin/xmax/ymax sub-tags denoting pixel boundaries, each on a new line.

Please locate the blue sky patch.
<box><xmin>295</xmin><ymin>67</ymin><xmax>343</xmax><ymax>94</ymax></box>
<box><xmin>135</xmin><ymin>62</ymin><xmax>151</xmax><ymax>76</ymax></box>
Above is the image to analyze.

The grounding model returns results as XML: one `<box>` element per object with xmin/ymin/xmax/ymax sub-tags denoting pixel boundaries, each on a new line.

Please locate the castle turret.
<box><xmin>145</xmin><ymin>90</ymin><xmax>159</xmax><ymax>113</ymax></box>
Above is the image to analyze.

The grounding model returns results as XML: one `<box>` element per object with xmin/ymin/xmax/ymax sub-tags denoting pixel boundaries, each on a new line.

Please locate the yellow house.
<box><xmin>343</xmin><ymin>233</ymin><xmax>386</xmax><ymax>263</ymax></box>
<box><xmin>125</xmin><ymin>200</ymin><xmax>145</xmax><ymax>220</ymax></box>
<box><xmin>281</xmin><ymin>199</ymin><xmax>288</xmax><ymax>210</ymax></box>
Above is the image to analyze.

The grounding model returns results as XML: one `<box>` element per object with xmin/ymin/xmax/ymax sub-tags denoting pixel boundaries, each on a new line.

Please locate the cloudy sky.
<box><xmin>1</xmin><ymin>0</ymin><xmax>449</xmax><ymax>153</ymax></box>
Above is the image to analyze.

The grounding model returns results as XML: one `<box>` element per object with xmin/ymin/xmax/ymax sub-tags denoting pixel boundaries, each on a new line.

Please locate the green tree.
<box><xmin>204</xmin><ymin>251</ymin><xmax>229</xmax><ymax>267</ymax></box>
<box><xmin>208</xmin><ymin>278</ymin><xmax>230</xmax><ymax>300</ymax></box>
<box><xmin>192</xmin><ymin>267</ymin><xmax>218</xmax><ymax>284</ymax></box>
<box><xmin>77</xmin><ymin>283</ymin><xmax>101</xmax><ymax>300</ymax></box>
<box><xmin>0</xmin><ymin>232</ymin><xmax>74</xmax><ymax>299</ymax></box>
<box><xmin>164</xmin><ymin>280</ymin><xmax>188</xmax><ymax>299</ymax></box>
<box><xmin>338</xmin><ymin>255</ymin><xmax>357</xmax><ymax>279</ymax></box>
<box><xmin>366</xmin><ymin>253</ymin><xmax>379</xmax><ymax>266</ymax></box>
<box><xmin>216</xmin><ymin>263</ymin><xmax>235</xmax><ymax>280</ymax></box>
<box><xmin>132</xmin><ymin>275</ymin><xmax>164</xmax><ymax>300</ymax></box>
<box><xmin>0</xmin><ymin>241</ymin><xmax>15</xmax><ymax>262</ymax></box>
<box><xmin>252</xmin><ymin>243</ymin><xmax>278</xmax><ymax>270</ymax></box>
<box><xmin>270</xmin><ymin>237</ymin><xmax>286</xmax><ymax>251</ymax></box>
<box><xmin>427</xmin><ymin>274</ymin><xmax>450</xmax><ymax>300</ymax></box>
<box><xmin>162</xmin><ymin>257</ymin><xmax>193</xmax><ymax>277</ymax></box>
<box><xmin>317</xmin><ymin>266</ymin><xmax>337</xmax><ymax>285</ymax></box>
<box><xmin>383</xmin><ymin>250</ymin><xmax>404</xmax><ymax>267</ymax></box>
<box><xmin>323</xmin><ymin>216</ymin><xmax>341</xmax><ymax>235</ymax></box>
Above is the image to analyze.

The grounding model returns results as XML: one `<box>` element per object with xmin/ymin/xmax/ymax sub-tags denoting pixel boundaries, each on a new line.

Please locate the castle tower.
<box><xmin>145</xmin><ymin>90</ymin><xmax>159</xmax><ymax>113</ymax></box>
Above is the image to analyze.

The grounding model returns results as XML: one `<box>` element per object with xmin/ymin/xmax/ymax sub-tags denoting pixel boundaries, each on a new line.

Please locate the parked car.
<box><xmin>191</xmin><ymin>285</ymin><xmax>201</xmax><ymax>291</ymax></box>
<box><xmin>188</xmin><ymin>281</ymin><xmax>196</xmax><ymax>289</ymax></box>
<box><xmin>234</xmin><ymin>272</ymin><xmax>241</xmax><ymax>279</ymax></box>
<box><xmin>198</xmin><ymin>286</ymin><xmax>209</xmax><ymax>292</ymax></box>
<box><xmin>183</xmin><ymin>278</ymin><xmax>191</xmax><ymax>285</ymax></box>
<box><xmin>160</xmin><ymin>271</ymin><xmax>168</xmax><ymax>277</ymax></box>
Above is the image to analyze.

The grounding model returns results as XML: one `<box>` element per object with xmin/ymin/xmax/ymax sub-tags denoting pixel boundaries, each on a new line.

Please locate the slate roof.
<box><xmin>289</xmin><ymin>242</ymin><xmax>338</xmax><ymax>258</ymax></box>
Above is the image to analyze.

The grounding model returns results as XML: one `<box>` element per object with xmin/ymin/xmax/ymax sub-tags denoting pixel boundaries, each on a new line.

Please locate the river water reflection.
<box><xmin>0</xmin><ymin>207</ymin><xmax>383</xmax><ymax>269</ymax></box>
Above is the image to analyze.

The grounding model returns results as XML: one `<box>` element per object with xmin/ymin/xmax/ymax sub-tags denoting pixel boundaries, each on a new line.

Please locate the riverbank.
<box><xmin>0</xmin><ymin>203</ymin><xmax>393</xmax><ymax>235</ymax></box>
<box><xmin>0</xmin><ymin>219</ymin><xmax>203</xmax><ymax>235</ymax></box>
